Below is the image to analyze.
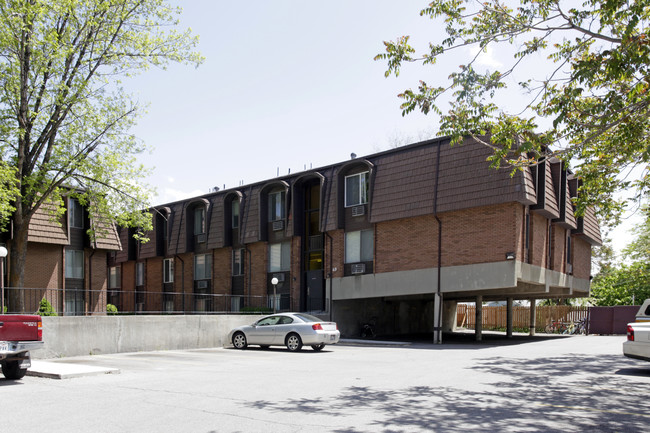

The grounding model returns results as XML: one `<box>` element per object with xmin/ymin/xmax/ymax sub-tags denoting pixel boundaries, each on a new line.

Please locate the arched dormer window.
<box><xmin>224</xmin><ymin>191</ymin><xmax>243</xmax><ymax>247</ymax></box>
<box><xmin>260</xmin><ymin>181</ymin><xmax>289</xmax><ymax>241</ymax></box>
<box><xmin>186</xmin><ymin>198</ymin><xmax>210</xmax><ymax>249</ymax></box>
<box><xmin>337</xmin><ymin>159</ymin><xmax>374</xmax><ymax>229</ymax></box>
<box><xmin>155</xmin><ymin>207</ymin><xmax>171</xmax><ymax>257</ymax></box>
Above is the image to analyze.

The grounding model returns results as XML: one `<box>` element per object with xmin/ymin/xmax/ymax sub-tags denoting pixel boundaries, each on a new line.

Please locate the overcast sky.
<box><xmin>122</xmin><ymin>1</ymin><xmax>640</xmax><ymax>255</ymax></box>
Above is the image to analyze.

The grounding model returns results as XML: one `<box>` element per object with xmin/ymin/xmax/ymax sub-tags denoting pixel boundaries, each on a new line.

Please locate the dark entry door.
<box><xmin>305</xmin><ymin>270</ymin><xmax>324</xmax><ymax>311</ymax></box>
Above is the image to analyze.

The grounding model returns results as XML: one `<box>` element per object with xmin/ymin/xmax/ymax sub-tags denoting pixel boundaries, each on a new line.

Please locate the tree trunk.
<box><xmin>7</xmin><ymin>215</ymin><xmax>29</xmax><ymax>313</ymax></box>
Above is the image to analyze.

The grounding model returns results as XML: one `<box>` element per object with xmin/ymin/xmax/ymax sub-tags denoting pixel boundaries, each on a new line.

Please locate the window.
<box><xmin>232</xmin><ymin>249</ymin><xmax>244</xmax><ymax>276</ymax></box>
<box><xmin>268</xmin><ymin>191</ymin><xmax>286</xmax><ymax>221</ymax></box>
<box><xmin>269</xmin><ymin>242</ymin><xmax>290</xmax><ymax>272</ymax></box>
<box><xmin>345</xmin><ymin>172</ymin><xmax>369</xmax><ymax>207</ymax></box>
<box><xmin>163</xmin><ymin>258</ymin><xmax>174</xmax><ymax>283</ymax></box>
<box><xmin>136</xmin><ymin>262</ymin><xmax>145</xmax><ymax>286</ymax></box>
<box><xmin>194</xmin><ymin>254</ymin><xmax>212</xmax><ymax>280</ymax></box>
<box><xmin>65</xmin><ymin>250</ymin><xmax>84</xmax><ymax>279</ymax></box>
<box><xmin>69</xmin><ymin>198</ymin><xmax>83</xmax><ymax>228</ymax></box>
<box><xmin>345</xmin><ymin>229</ymin><xmax>374</xmax><ymax>263</ymax></box>
<box><xmin>194</xmin><ymin>206</ymin><xmax>206</xmax><ymax>235</ymax></box>
<box><xmin>108</xmin><ymin>266</ymin><xmax>121</xmax><ymax>289</ymax></box>
<box><xmin>232</xmin><ymin>200</ymin><xmax>240</xmax><ymax>229</ymax></box>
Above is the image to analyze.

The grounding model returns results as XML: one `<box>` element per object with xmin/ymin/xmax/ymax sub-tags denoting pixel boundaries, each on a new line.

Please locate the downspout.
<box><xmin>433</xmin><ymin>141</ymin><xmax>443</xmax><ymax>344</ymax></box>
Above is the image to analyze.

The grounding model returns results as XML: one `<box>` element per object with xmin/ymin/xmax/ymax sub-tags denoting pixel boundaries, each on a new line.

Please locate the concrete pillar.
<box><xmin>442</xmin><ymin>300</ymin><xmax>458</xmax><ymax>332</ymax></box>
<box><xmin>506</xmin><ymin>297</ymin><xmax>514</xmax><ymax>338</ymax></box>
<box><xmin>433</xmin><ymin>293</ymin><xmax>443</xmax><ymax>344</ymax></box>
<box><xmin>529</xmin><ymin>299</ymin><xmax>537</xmax><ymax>336</ymax></box>
<box><xmin>475</xmin><ymin>296</ymin><xmax>483</xmax><ymax>341</ymax></box>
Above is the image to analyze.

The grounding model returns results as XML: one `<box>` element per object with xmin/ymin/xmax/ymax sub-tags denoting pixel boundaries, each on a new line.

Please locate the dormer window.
<box><xmin>194</xmin><ymin>206</ymin><xmax>206</xmax><ymax>235</ymax></box>
<box><xmin>232</xmin><ymin>200</ymin><xmax>240</xmax><ymax>229</ymax></box>
<box><xmin>69</xmin><ymin>198</ymin><xmax>83</xmax><ymax>228</ymax></box>
<box><xmin>268</xmin><ymin>190</ymin><xmax>286</xmax><ymax>222</ymax></box>
<box><xmin>345</xmin><ymin>172</ymin><xmax>369</xmax><ymax>207</ymax></box>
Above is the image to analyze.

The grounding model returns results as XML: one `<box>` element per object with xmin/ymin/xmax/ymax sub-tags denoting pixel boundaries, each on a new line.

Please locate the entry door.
<box><xmin>305</xmin><ymin>270</ymin><xmax>324</xmax><ymax>311</ymax></box>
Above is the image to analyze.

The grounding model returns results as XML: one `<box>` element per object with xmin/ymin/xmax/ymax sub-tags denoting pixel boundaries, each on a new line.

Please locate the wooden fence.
<box><xmin>456</xmin><ymin>304</ymin><xmax>589</xmax><ymax>332</ymax></box>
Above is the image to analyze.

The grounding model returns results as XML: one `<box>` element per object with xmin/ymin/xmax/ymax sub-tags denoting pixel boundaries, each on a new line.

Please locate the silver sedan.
<box><xmin>228</xmin><ymin>313</ymin><xmax>340</xmax><ymax>352</ymax></box>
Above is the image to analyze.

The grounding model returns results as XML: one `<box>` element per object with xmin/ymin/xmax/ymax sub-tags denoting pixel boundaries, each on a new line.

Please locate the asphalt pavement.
<box><xmin>5</xmin><ymin>333</ymin><xmax>650</xmax><ymax>433</ymax></box>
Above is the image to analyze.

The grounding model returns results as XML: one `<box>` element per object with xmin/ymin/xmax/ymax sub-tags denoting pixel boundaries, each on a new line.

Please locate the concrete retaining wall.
<box><xmin>36</xmin><ymin>315</ymin><xmax>262</xmax><ymax>359</ymax></box>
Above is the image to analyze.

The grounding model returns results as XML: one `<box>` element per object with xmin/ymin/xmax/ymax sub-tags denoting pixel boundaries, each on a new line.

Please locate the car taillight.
<box><xmin>627</xmin><ymin>324</ymin><xmax>634</xmax><ymax>341</ymax></box>
<box><xmin>38</xmin><ymin>320</ymin><xmax>43</xmax><ymax>341</ymax></box>
<box><xmin>312</xmin><ymin>323</ymin><xmax>323</xmax><ymax>331</ymax></box>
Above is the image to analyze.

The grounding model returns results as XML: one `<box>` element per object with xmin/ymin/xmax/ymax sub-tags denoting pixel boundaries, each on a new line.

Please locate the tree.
<box><xmin>590</xmin><ymin>202</ymin><xmax>650</xmax><ymax>305</ymax></box>
<box><xmin>0</xmin><ymin>1</ymin><xmax>201</xmax><ymax>311</ymax></box>
<box><xmin>376</xmin><ymin>0</ymin><xmax>650</xmax><ymax>225</ymax></box>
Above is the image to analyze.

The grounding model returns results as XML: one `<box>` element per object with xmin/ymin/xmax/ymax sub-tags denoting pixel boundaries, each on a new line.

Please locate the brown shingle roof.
<box><xmin>28</xmin><ymin>202</ymin><xmax>68</xmax><ymax>245</ymax></box>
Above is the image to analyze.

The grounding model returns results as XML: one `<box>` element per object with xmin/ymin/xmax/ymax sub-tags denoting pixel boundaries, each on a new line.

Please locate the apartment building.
<box><xmin>110</xmin><ymin>137</ymin><xmax>600</xmax><ymax>337</ymax></box>
<box><xmin>1</xmin><ymin>137</ymin><xmax>600</xmax><ymax>338</ymax></box>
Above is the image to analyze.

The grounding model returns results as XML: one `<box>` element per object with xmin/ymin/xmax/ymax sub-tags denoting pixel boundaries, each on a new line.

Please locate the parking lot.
<box><xmin>3</xmin><ymin>334</ymin><xmax>650</xmax><ymax>432</ymax></box>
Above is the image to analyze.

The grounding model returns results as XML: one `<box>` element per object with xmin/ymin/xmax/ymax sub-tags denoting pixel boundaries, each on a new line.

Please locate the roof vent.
<box><xmin>351</xmin><ymin>153</ymin><xmax>357</xmax><ymax>159</ymax></box>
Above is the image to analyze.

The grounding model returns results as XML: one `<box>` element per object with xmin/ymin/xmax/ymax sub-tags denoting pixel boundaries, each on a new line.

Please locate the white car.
<box><xmin>228</xmin><ymin>313</ymin><xmax>340</xmax><ymax>352</ymax></box>
<box><xmin>623</xmin><ymin>299</ymin><xmax>650</xmax><ymax>362</ymax></box>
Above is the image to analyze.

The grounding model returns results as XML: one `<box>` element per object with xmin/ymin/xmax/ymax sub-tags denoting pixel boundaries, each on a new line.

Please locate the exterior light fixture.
<box><xmin>505</xmin><ymin>252</ymin><xmax>516</xmax><ymax>260</ymax></box>
<box><xmin>271</xmin><ymin>277</ymin><xmax>279</xmax><ymax>313</ymax></box>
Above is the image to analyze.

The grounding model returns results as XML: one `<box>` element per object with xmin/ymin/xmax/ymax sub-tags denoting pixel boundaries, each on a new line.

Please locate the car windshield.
<box><xmin>294</xmin><ymin>313</ymin><xmax>324</xmax><ymax>323</ymax></box>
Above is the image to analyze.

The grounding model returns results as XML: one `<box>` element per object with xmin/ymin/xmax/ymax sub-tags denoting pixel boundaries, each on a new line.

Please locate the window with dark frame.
<box><xmin>232</xmin><ymin>200</ymin><xmax>240</xmax><ymax>228</ymax></box>
<box><xmin>232</xmin><ymin>249</ymin><xmax>244</xmax><ymax>276</ymax></box>
<box><xmin>163</xmin><ymin>258</ymin><xmax>174</xmax><ymax>283</ymax></box>
<box><xmin>65</xmin><ymin>250</ymin><xmax>84</xmax><ymax>279</ymax></box>
<box><xmin>345</xmin><ymin>229</ymin><xmax>374</xmax><ymax>263</ymax></box>
<box><xmin>108</xmin><ymin>266</ymin><xmax>121</xmax><ymax>289</ymax></box>
<box><xmin>136</xmin><ymin>262</ymin><xmax>145</xmax><ymax>286</ymax></box>
<box><xmin>268</xmin><ymin>190</ymin><xmax>285</xmax><ymax>222</ymax></box>
<box><xmin>345</xmin><ymin>172</ymin><xmax>369</xmax><ymax>207</ymax></box>
<box><xmin>268</xmin><ymin>242</ymin><xmax>290</xmax><ymax>272</ymax></box>
<box><xmin>69</xmin><ymin>198</ymin><xmax>84</xmax><ymax>228</ymax></box>
<box><xmin>194</xmin><ymin>254</ymin><xmax>212</xmax><ymax>280</ymax></box>
<box><xmin>194</xmin><ymin>206</ymin><xmax>206</xmax><ymax>235</ymax></box>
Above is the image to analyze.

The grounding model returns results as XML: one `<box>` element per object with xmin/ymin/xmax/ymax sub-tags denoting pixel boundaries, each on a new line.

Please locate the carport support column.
<box><xmin>475</xmin><ymin>296</ymin><xmax>483</xmax><ymax>342</ymax></box>
<box><xmin>529</xmin><ymin>299</ymin><xmax>537</xmax><ymax>336</ymax></box>
<box><xmin>433</xmin><ymin>292</ymin><xmax>443</xmax><ymax>344</ymax></box>
<box><xmin>506</xmin><ymin>297</ymin><xmax>514</xmax><ymax>338</ymax></box>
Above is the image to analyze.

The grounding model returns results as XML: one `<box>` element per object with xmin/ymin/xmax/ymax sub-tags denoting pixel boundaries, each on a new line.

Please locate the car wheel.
<box><xmin>285</xmin><ymin>333</ymin><xmax>303</xmax><ymax>352</ymax></box>
<box><xmin>232</xmin><ymin>332</ymin><xmax>248</xmax><ymax>349</ymax></box>
<box><xmin>311</xmin><ymin>343</ymin><xmax>325</xmax><ymax>351</ymax></box>
<box><xmin>2</xmin><ymin>360</ymin><xmax>27</xmax><ymax>380</ymax></box>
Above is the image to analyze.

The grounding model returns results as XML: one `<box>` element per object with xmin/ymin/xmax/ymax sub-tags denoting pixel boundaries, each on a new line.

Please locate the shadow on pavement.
<box><xmin>245</xmin><ymin>352</ymin><xmax>650</xmax><ymax>432</ymax></box>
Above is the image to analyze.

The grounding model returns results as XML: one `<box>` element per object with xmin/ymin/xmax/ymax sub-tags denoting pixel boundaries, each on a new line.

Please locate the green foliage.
<box><xmin>376</xmin><ymin>0</ymin><xmax>650</xmax><ymax>225</ymax></box>
<box><xmin>591</xmin><ymin>202</ymin><xmax>650</xmax><ymax>305</ymax></box>
<box><xmin>38</xmin><ymin>298</ymin><xmax>57</xmax><ymax>316</ymax></box>
<box><xmin>590</xmin><ymin>262</ymin><xmax>650</xmax><ymax>305</ymax></box>
<box><xmin>107</xmin><ymin>304</ymin><xmax>118</xmax><ymax>315</ymax></box>
<box><xmin>0</xmin><ymin>0</ymin><xmax>202</xmax><ymax>294</ymax></box>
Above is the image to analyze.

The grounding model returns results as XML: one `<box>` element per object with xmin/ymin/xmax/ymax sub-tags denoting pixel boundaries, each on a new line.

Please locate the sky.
<box><xmin>121</xmin><ymin>1</ymin><xmax>641</xmax><ymax>256</ymax></box>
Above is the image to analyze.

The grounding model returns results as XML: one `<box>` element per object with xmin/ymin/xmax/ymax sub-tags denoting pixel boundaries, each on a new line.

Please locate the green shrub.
<box><xmin>240</xmin><ymin>306</ymin><xmax>272</xmax><ymax>314</ymax></box>
<box><xmin>107</xmin><ymin>304</ymin><xmax>118</xmax><ymax>315</ymax></box>
<box><xmin>38</xmin><ymin>298</ymin><xmax>57</xmax><ymax>316</ymax></box>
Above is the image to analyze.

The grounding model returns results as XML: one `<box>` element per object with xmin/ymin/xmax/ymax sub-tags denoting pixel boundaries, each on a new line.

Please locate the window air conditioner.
<box><xmin>197</xmin><ymin>280</ymin><xmax>209</xmax><ymax>289</ymax></box>
<box><xmin>351</xmin><ymin>205</ymin><xmax>365</xmax><ymax>217</ymax></box>
<box><xmin>351</xmin><ymin>263</ymin><xmax>366</xmax><ymax>274</ymax></box>
<box><xmin>272</xmin><ymin>220</ymin><xmax>284</xmax><ymax>231</ymax></box>
<box><xmin>196</xmin><ymin>233</ymin><xmax>207</xmax><ymax>243</ymax></box>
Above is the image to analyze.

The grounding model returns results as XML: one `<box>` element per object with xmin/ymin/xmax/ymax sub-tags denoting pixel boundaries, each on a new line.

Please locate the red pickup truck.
<box><xmin>0</xmin><ymin>315</ymin><xmax>43</xmax><ymax>379</ymax></box>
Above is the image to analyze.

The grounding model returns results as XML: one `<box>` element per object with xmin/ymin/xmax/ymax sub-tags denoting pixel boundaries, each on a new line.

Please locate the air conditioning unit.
<box><xmin>272</xmin><ymin>273</ymin><xmax>285</xmax><ymax>282</ymax></box>
<box><xmin>272</xmin><ymin>220</ymin><xmax>284</xmax><ymax>231</ymax></box>
<box><xmin>351</xmin><ymin>205</ymin><xmax>365</xmax><ymax>217</ymax></box>
<box><xmin>197</xmin><ymin>280</ymin><xmax>209</xmax><ymax>289</ymax></box>
<box><xmin>351</xmin><ymin>263</ymin><xmax>366</xmax><ymax>274</ymax></box>
<box><xmin>196</xmin><ymin>233</ymin><xmax>207</xmax><ymax>243</ymax></box>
